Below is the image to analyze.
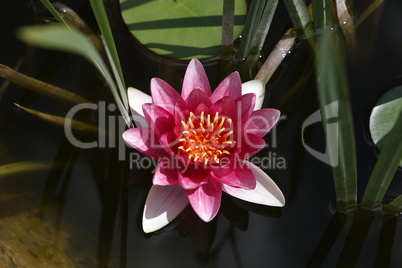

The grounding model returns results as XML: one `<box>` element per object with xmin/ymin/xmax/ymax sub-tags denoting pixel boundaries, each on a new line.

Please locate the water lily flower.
<box><xmin>123</xmin><ymin>59</ymin><xmax>285</xmax><ymax>233</ymax></box>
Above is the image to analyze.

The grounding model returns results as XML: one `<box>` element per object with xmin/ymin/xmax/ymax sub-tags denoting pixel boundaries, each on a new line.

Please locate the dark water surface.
<box><xmin>1</xmin><ymin>0</ymin><xmax>402</xmax><ymax>267</ymax></box>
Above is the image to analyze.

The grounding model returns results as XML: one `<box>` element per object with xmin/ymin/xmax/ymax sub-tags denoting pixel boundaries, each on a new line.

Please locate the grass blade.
<box><xmin>89</xmin><ymin>0</ymin><xmax>128</xmax><ymax>109</ymax></box>
<box><xmin>283</xmin><ymin>0</ymin><xmax>314</xmax><ymax>37</ymax></box>
<box><xmin>237</xmin><ymin>0</ymin><xmax>266</xmax><ymax>59</ymax></box>
<box><xmin>39</xmin><ymin>0</ymin><xmax>70</xmax><ymax>28</ymax></box>
<box><xmin>247</xmin><ymin>0</ymin><xmax>279</xmax><ymax>60</ymax></box>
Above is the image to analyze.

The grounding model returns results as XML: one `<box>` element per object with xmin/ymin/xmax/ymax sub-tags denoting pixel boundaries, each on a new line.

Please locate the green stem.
<box><xmin>221</xmin><ymin>0</ymin><xmax>235</xmax><ymax>59</ymax></box>
<box><xmin>361</xmin><ymin>113</ymin><xmax>402</xmax><ymax>207</ymax></box>
<box><xmin>315</xmin><ymin>31</ymin><xmax>357</xmax><ymax>210</ymax></box>
<box><xmin>312</xmin><ymin>0</ymin><xmax>333</xmax><ymax>30</ymax></box>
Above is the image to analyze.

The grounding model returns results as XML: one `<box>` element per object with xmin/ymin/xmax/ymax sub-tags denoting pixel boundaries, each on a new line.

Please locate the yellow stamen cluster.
<box><xmin>178</xmin><ymin>111</ymin><xmax>235</xmax><ymax>165</ymax></box>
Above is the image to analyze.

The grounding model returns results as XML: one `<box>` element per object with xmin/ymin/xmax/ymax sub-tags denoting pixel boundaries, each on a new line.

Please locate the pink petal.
<box><xmin>236</xmin><ymin>132</ymin><xmax>266</xmax><ymax>160</ymax></box>
<box><xmin>143</xmin><ymin>103</ymin><xmax>174</xmax><ymax>137</ymax></box>
<box><xmin>187</xmin><ymin>179</ymin><xmax>222</xmax><ymax>222</ymax></box>
<box><xmin>186</xmin><ymin>88</ymin><xmax>212</xmax><ymax>109</ymax></box>
<box><xmin>150</xmin><ymin>78</ymin><xmax>184</xmax><ymax>113</ymax></box>
<box><xmin>159</xmin><ymin>131</ymin><xmax>178</xmax><ymax>155</ymax></box>
<box><xmin>222</xmin><ymin>161</ymin><xmax>285</xmax><ymax>206</ymax></box>
<box><xmin>209</xmin><ymin>96</ymin><xmax>236</xmax><ymax>119</ymax></box>
<box><xmin>182</xmin><ymin>59</ymin><xmax>211</xmax><ymax>100</ymax></box>
<box><xmin>246</xmin><ymin>108</ymin><xmax>281</xmax><ymax>137</ymax></box>
<box><xmin>173</xmin><ymin>102</ymin><xmax>190</xmax><ymax>126</ymax></box>
<box><xmin>173</xmin><ymin>124</ymin><xmax>182</xmax><ymax>138</ymax></box>
<box><xmin>211</xmin><ymin>163</ymin><xmax>256</xmax><ymax>189</ymax></box>
<box><xmin>210</xmin><ymin>72</ymin><xmax>242</xmax><ymax>103</ymax></box>
<box><xmin>241</xmin><ymin>80</ymin><xmax>265</xmax><ymax>110</ymax></box>
<box><xmin>122</xmin><ymin>128</ymin><xmax>167</xmax><ymax>158</ymax></box>
<box><xmin>234</xmin><ymin>93</ymin><xmax>256</xmax><ymax>124</ymax></box>
<box><xmin>127</xmin><ymin>87</ymin><xmax>151</xmax><ymax>127</ymax></box>
<box><xmin>142</xmin><ymin>185</ymin><xmax>189</xmax><ymax>233</ymax></box>
<box><xmin>178</xmin><ymin>166</ymin><xmax>210</xmax><ymax>190</ymax></box>
<box><xmin>194</xmin><ymin>103</ymin><xmax>210</xmax><ymax>115</ymax></box>
<box><xmin>153</xmin><ymin>161</ymin><xmax>179</xmax><ymax>186</ymax></box>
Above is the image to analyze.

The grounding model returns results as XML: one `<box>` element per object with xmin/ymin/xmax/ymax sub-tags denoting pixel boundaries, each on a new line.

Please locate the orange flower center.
<box><xmin>178</xmin><ymin>111</ymin><xmax>235</xmax><ymax>165</ymax></box>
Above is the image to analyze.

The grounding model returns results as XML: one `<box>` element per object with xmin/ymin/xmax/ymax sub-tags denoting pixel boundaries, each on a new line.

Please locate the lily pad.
<box><xmin>120</xmin><ymin>0</ymin><xmax>247</xmax><ymax>59</ymax></box>
<box><xmin>369</xmin><ymin>85</ymin><xmax>402</xmax><ymax>166</ymax></box>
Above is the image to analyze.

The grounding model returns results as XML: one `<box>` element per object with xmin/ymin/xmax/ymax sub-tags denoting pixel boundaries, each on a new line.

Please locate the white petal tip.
<box><xmin>142</xmin><ymin>185</ymin><xmax>189</xmax><ymax>233</ymax></box>
<box><xmin>142</xmin><ymin>212</ymin><xmax>168</xmax><ymax>233</ymax></box>
<box><xmin>222</xmin><ymin>162</ymin><xmax>285</xmax><ymax>208</ymax></box>
<box><xmin>127</xmin><ymin>87</ymin><xmax>152</xmax><ymax>118</ymax></box>
<box><xmin>241</xmin><ymin>80</ymin><xmax>265</xmax><ymax>110</ymax></box>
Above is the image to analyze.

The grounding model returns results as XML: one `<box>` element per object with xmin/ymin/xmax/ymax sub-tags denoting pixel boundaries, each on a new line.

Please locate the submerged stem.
<box><xmin>0</xmin><ymin>64</ymin><xmax>88</xmax><ymax>104</ymax></box>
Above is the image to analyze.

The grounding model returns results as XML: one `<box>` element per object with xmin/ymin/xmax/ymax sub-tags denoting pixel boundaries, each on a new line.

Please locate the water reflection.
<box><xmin>308</xmin><ymin>208</ymin><xmax>400</xmax><ymax>267</ymax></box>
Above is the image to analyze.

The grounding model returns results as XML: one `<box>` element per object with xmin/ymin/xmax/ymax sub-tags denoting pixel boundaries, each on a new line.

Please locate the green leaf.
<box><xmin>17</xmin><ymin>24</ymin><xmax>130</xmax><ymax>125</ymax></box>
<box><xmin>120</xmin><ymin>0</ymin><xmax>247</xmax><ymax>59</ymax></box>
<box><xmin>315</xmin><ymin>30</ymin><xmax>357</xmax><ymax>210</ymax></box>
<box><xmin>17</xmin><ymin>25</ymin><xmax>107</xmax><ymax>82</ymax></box>
<box><xmin>368</xmin><ymin>85</ymin><xmax>402</xmax><ymax>167</ymax></box>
